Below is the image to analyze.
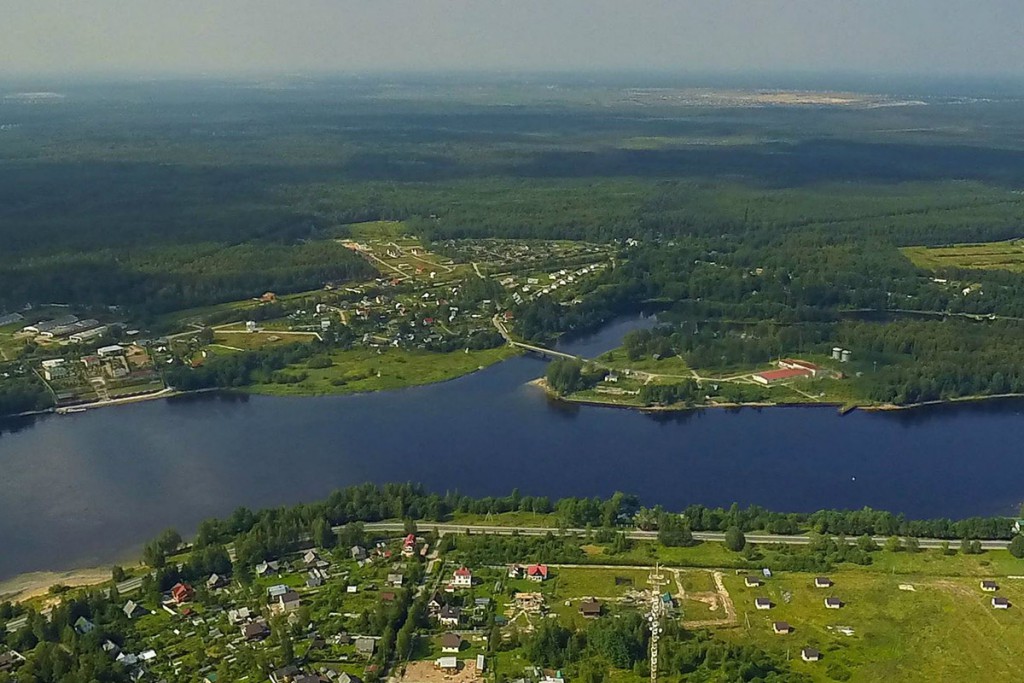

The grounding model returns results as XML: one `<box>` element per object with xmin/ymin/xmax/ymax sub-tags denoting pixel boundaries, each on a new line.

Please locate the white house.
<box><xmin>452</xmin><ymin>566</ymin><xmax>473</xmax><ymax>588</ymax></box>
<box><xmin>801</xmin><ymin>648</ymin><xmax>821</xmax><ymax>662</ymax></box>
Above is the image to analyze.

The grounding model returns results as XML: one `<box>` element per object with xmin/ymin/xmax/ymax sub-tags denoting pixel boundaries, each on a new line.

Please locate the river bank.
<box><xmin>532</xmin><ymin>377</ymin><xmax>1024</xmax><ymax>415</ymax></box>
<box><xmin>0</xmin><ymin>566</ymin><xmax>115</xmax><ymax>604</ymax></box>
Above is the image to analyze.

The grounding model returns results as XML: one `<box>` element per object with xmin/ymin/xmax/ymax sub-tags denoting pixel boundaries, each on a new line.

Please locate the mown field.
<box><xmin>903</xmin><ymin>239</ymin><xmax>1024</xmax><ymax>273</ymax></box>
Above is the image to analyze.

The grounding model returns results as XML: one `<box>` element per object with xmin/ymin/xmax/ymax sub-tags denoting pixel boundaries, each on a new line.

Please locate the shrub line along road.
<box><xmin>359</xmin><ymin>522</ymin><xmax>1012</xmax><ymax>551</ymax></box>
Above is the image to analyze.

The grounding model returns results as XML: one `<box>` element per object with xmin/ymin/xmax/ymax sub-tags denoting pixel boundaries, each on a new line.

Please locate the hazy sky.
<box><xmin>3</xmin><ymin>0</ymin><xmax>1023</xmax><ymax>77</ymax></box>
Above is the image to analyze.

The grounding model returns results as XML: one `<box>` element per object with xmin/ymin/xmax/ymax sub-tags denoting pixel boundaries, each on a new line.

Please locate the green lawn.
<box><xmin>546</xmin><ymin>566</ymin><xmax>652</xmax><ymax>599</ymax></box>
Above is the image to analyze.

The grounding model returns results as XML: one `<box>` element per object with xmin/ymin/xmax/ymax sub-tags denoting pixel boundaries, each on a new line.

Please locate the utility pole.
<box><xmin>647</xmin><ymin>564</ymin><xmax>669</xmax><ymax>683</ymax></box>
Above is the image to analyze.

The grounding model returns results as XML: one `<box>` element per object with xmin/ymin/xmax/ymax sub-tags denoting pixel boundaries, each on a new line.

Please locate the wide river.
<box><xmin>1</xmin><ymin>316</ymin><xmax>1023</xmax><ymax>580</ymax></box>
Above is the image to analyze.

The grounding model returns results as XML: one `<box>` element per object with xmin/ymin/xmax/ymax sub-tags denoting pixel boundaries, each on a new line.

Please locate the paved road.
<box><xmin>361</xmin><ymin>522</ymin><xmax>1011</xmax><ymax>552</ymax></box>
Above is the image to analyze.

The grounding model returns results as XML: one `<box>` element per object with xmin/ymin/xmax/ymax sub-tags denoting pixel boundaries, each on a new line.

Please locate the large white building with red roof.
<box><xmin>452</xmin><ymin>566</ymin><xmax>473</xmax><ymax>588</ymax></box>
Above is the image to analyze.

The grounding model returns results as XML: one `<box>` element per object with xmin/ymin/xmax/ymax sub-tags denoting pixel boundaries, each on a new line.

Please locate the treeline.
<box><xmin>0</xmin><ymin>373</ymin><xmax>54</xmax><ymax>416</ymax></box>
<box><xmin>0</xmin><ymin>591</ymin><xmax>130</xmax><ymax>683</ymax></box>
<box><xmin>0</xmin><ymin>243</ymin><xmax>374</xmax><ymax>316</ymax></box>
<box><xmin>164</xmin><ymin>342</ymin><xmax>318</xmax><ymax>390</ymax></box>
<box><xmin>522</xmin><ymin>614</ymin><xmax>807</xmax><ymax>683</ymax></box>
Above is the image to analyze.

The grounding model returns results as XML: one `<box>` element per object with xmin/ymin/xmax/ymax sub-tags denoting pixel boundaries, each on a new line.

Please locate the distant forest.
<box><xmin>5</xmin><ymin>80</ymin><xmax>1024</xmax><ymax>406</ymax></box>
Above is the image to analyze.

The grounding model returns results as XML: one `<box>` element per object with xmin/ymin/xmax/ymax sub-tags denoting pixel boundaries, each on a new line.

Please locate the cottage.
<box><xmin>754</xmin><ymin>598</ymin><xmax>772</xmax><ymax>610</ymax></box>
<box><xmin>824</xmin><ymin>598</ymin><xmax>843</xmax><ymax>609</ymax></box>
<box><xmin>228</xmin><ymin>607</ymin><xmax>251</xmax><ymax>624</ymax></box>
<box><xmin>440</xmin><ymin>632</ymin><xmax>463</xmax><ymax>653</ymax></box>
<box><xmin>801</xmin><ymin>648</ymin><xmax>821</xmax><ymax>662</ymax></box>
<box><xmin>526</xmin><ymin>564</ymin><xmax>549</xmax><ymax>582</ymax></box>
<box><xmin>306</xmin><ymin>574</ymin><xmax>324</xmax><ymax>589</ymax></box>
<box><xmin>439</xmin><ymin>605</ymin><xmax>462</xmax><ymax>627</ymax></box>
<box><xmin>207</xmin><ymin>573</ymin><xmax>227</xmax><ymax>590</ymax></box>
<box><xmin>269</xmin><ymin>665</ymin><xmax>300</xmax><ymax>683</ymax></box>
<box><xmin>123</xmin><ymin>600</ymin><xmax>146</xmax><ymax>619</ymax></box>
<box><xmin>477</xmin><ymin>654</ymin><xmax>486</xmax><ymax>672</ymax></box>
<box><xmin>74</xmin><ymin>616</ymin><xmax>96</xmax><ymax>635</ymax></box>
<box><xmin>381</xmin><ymin>592</ymin><xmax>396</xmax><ymax>602</ymax></box>
<box><xmin>452</xmin><ymin>566</ymin><xmax>473</xmax><ymax>588</ymax></box>
<box><xmin>993</xmin><ymin>597</ymin><xmax>1011</xmax><ymax>609</ymax></box>
<box><xmin>268</xmin><ymin>584</ymin><xmax>289</xmax><ymax>598</ymax></box>
<box><xmin>303</xmin><ymin>550</ymin><xmax>321</xmax><ymax>567</ymax></box>
<box><xmin>579</xmin><ymin>598</ymin><xmax>603</xmax><ymax>619</ymax></box>
<box><xmin>256</xmin><ymin>560</ymin><xmax>281</xmax><ymax>577</ymax></box>
<box><xmin>814</xmin><ymin>577</ymin><xmax>833</xmax><ymax>589</ymax></box>
<box><xmin>428</xmin><ymin>592</ymin><xmax>446</xmax><ymax>615</ymax></box>
<box><xmin>337</xmin><ymin>674</ymin><xmax>364</xmax><ymax>683</ymax></box>
<box><xmin>102</xmin><ymin>640</ymin><xmax>121</xmax><ymax>658</ymax></box>
<box><xmin>351</xmin><ymin>545</ymin><xmax>367</xmax><ymax>561</ymax></box>
<box><xmin>275</xmin><ymin>591</ymin><xmax>301</xmax><ymax>614</ymax></box>
<box><xmin>355</xmin><ymin>637</ymin><xmax>376</xmax><ymax>656</ymax></box>
<box><xmin>403</xmin><ymin>533</ymin><xmax>417</xmax><ymax>556</ymax></box>
<box><xmin>507</xmin><ymin>564</ymin><xmax>525</xmax><ymax>579</ymax></box>
<box><xmin>0</xmin><ymin>651</ymin><xmax>25</xmax><ymax>674</ymax></box>
<box><xmin>436</xmin><ymin>656</ymin><xmax>459</xmax><ymax>672</ymax></box>
<box><xmin>772</xmin><ymin>621</ymin><xmax>792</xmax><ymax>635</ymax></box>
<box><xmin>981</xmin><ymin>580</ymin><xmax>999</xmax><ymax>592</ymax></box>
<box><xmin>242</xmin><ymin>621</ymin><xmax>271</xmax><ymax>641</ymax></box>
<box><xmin>387</xmin><ymin>573</ymin><xmax>404</xmax><ymax>587</ymax></box>
<box><xmin>744</xmin><ymin>576</ymin><xmax>762</xmax><ymax>588</ymax></box>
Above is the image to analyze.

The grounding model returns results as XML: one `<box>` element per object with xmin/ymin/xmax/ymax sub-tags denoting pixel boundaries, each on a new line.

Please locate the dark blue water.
<box><xmin>1</xmin><ymin>314</ymin><xmax>1023</xmax><ymax>580</ymax></box>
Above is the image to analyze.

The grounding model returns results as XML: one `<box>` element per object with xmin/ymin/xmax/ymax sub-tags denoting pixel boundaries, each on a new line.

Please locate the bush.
<box><xmin>1009</xmin><ymin>535</ymin><xmax>1024</xmax><ymax>559</ymax></box>
<box><xmin>307</xmin><ymin>355</ymin><xmax>333</xmax><ymax>369</ymax></box>
<box><xmin>724</xmin><ymin>526</ymin><xmax>746</xmax><ymax>552</ymax></box>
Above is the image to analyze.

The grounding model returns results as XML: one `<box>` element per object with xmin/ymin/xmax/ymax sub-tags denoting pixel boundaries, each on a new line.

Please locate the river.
<box><xmin>0</xmin><ymin>315</ymin><xmax>1023</xmax><ymax>580</ymax></box>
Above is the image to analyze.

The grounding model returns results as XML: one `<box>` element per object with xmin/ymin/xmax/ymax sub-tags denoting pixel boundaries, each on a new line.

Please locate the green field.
<box><xmin>596</xmin><ymin>347</ymin><xmax>693</xmax><ymax>376</ymax></box>
<box><xmin>722</xmin><ymin>569</ymin><xmax>1024</xmax><ymax>682</ymax></box>
<box><xmin>212</xmin><ymin>329</ymin><xmax>319</xmax><ymax>351</ymax></box>
<box><xmin>247</xmin><ymin>345</ymin><xmax>517</xmax><ymax>396</ymax></box>
<box><xmin>903</xmin><ymin>240</ymin><xmax>1024</xmax><ymax>273</ymax></box>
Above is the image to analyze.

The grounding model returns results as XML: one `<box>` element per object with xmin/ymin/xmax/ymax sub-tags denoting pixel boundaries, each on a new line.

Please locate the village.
<box><xmin>0</xmin><ymin>223</ymin><xmax>620</xmax><ymax>413</ymax></box>
<box><xmin>4</xmin><ymin>519</ymin><xmax>1022</xmax><ymax>683</ymax></box>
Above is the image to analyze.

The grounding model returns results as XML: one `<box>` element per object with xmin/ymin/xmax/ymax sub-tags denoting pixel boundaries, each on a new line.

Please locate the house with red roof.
<box><xmin>452</xmin><ymin>566</ymin><xmax>473</xmax><ymax>588</ymax></box>
<box><xmin>526</xmin><ymin>564</ymin><xmax>549</xmax><ymax>582</ymax></box>
<box><xmin>171</xmin><ymin>582</ymin><xmax>194</xmax><ymax>604</ymax></box>
<box><xmin>402</xmin><ymin>534</ymin><xmax>417</xmax><ymax>556</ymax></box>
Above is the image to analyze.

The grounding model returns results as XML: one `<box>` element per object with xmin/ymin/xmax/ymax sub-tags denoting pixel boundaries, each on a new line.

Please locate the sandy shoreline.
<box><xmin>0</xmin><ymin>566</ymin><xmax>115</xmax><ymax>604</ymax></box>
